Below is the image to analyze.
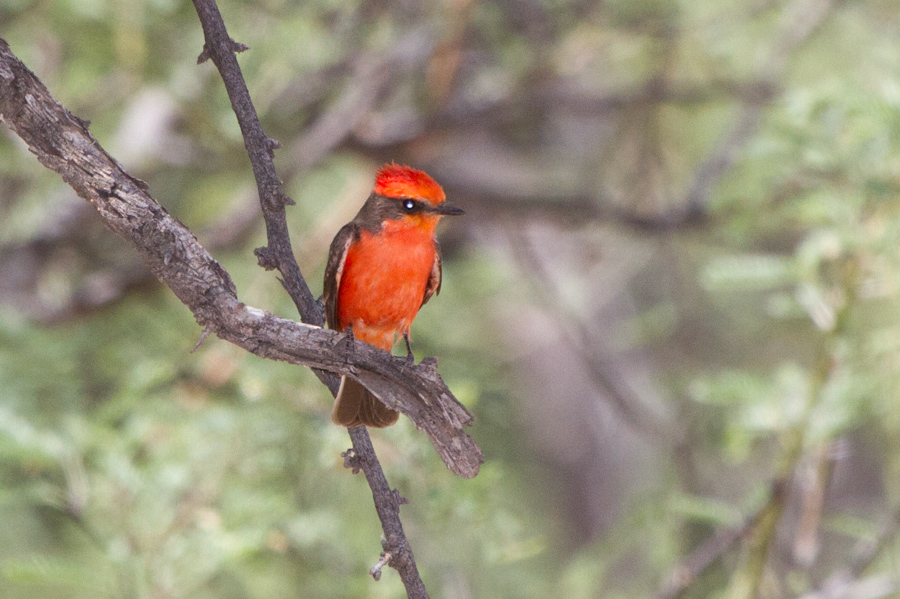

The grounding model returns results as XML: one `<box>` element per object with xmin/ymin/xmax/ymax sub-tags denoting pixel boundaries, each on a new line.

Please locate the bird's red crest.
<box><xmin>374</xmin><ymin>164</ymin><xmax>446</xmax><ymax>205</ymax></box>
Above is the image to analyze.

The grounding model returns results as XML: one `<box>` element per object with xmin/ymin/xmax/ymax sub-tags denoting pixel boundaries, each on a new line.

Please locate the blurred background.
<box><xmin>2</xmin><ymin>0</ymin><xmax>900</xmax><ymax>597</ymax></box>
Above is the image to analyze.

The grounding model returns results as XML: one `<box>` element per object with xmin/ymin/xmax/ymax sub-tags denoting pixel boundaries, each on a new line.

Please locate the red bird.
<box><xmin>323</xmin><ymin>164</ymin><xmax>464</xmax><ymax>427</ymax></box>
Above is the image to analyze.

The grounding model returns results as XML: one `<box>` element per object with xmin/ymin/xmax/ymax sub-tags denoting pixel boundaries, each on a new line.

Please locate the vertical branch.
<box><xmin>348</xmin><ymin>426</ymin><xmax>428</xmax><ymax>597</ymax></box>
<box><xmin>727</xmin><ymin>259</ymin><xmax>858</xmax><ymax>599</ymax></box>
<box><xmin>655</xmin><ymin>477</ymin><xmax>794</xmax><ymax>599</ymax></box>
<box><xmin>506</xmin><ymin>228</ymin><xmax>674</xmax><ymax>443</ymax></box>
<box><xmin>191</xmin><ymin>0</ymin><xmax>323</xmax><ymax>325</ymax></box>
<box><xmin>189</xmin><ymin>2</ymin><xmax>432</xmax><ymax>596</ymax></box>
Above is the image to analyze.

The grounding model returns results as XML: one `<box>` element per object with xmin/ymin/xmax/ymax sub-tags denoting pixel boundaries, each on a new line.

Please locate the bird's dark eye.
<box><xmin>403</xmin><ymin>200</ymin><xmax>416</xmax><ymax>211</ymax></box>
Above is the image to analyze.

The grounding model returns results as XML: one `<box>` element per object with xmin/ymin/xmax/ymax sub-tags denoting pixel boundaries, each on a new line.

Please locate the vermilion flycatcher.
<box><xmin>323</xmin><ymin>164</ymin><xmax>464</xmax><ymax>428</ymax></box>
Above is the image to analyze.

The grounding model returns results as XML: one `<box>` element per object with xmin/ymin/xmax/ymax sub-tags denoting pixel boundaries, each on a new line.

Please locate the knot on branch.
<box><xmin>417</xmin><ymin>356</ymin><xmax>439</xmax><ymax>374</ymax></box>
<box><xmin>196</xmin><ymin>39</ymin><xmax>248</xmax><ymax>64</ymax></box>
<box><xmin>274</xmin><ymin>190</ymin><xmax>296</xmax><ymax>208</ymax></box>
<box><xmin>342</xmin><ymin>448</ymin><xmax>361</xmax><ymax>474</ymax></box>
<box><xmin>380</xmin><ymin>537</ymin><xmax>414</xmax><ymax>572</ymax></box>
<box><xmin>129</xmin><ymin>175</ymin><xmax>150</xmax><ymax>191</ymax></box>
<box><xmin>196</xmin><ymin>45</ymin><xmax>211</xmax><ymax>65</ymax></box>
<box><xmin>266</xmin><ymin>137</ymin><xmax>282</xmax><ymax>158</ymax></box>
<box><xmin>391</xmin><ymin>488</ymin><xmax>409</xmax><ymax>507</ymax></box>
<box><xmin>260</xmin><ymin>188</ymin><xmax>295</xmax><ymax>210</ymax></box>
<box><xmin>369</xmin><ymin>552</ymin><xmax>391</xmax><ymax>581</ymax></box>
<box><xmin>72</xmin><ymin>115</ymin><xmax>91</xmax><ymax>130</ymax></box>
<box><xmin>253</xmin><ymin>246</ymin><xmax>278</xmax><ymax>271</ymax></box>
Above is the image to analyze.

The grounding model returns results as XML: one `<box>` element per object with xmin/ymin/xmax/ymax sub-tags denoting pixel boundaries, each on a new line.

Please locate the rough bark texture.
<box><xmin>348</xmin><ymin>425</ymin><xmax>428</xmax><ymax>596</ymax></box>
<box><xmin>0</xmin><ymin>38</ymin><xmax>482</xmax><ymax>481</ymax></box>
<box><xmin>187</xmin><ymin>5</ymin><xmax>459</xmax><ymax>595</ymax></box>
<box><xmin>192</xmin><ymin>0</ymin><xmax>323</xmax><ymax>325</ymax></box>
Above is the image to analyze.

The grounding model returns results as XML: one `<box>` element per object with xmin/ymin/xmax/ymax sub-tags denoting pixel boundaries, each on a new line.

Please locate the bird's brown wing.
<box><xmin>421</xmin><ymin>242</ymin><xmax>442</xmax><ymax>308</ymax></box>
<box><xmin>326</xmin><ymin>221</ymin><xmax>400</xmax><ymax>429</ymax></box>
<box><xmin>323</xmin><ymin>223</ymin><xmax>360</xmax><ymax>330</ymax></box>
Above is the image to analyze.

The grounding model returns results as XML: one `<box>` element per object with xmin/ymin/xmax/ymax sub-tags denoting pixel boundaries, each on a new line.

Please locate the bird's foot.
<box><xmin>403</xmin><ymin>332</ymin><xmax>415</xmax><ymax>365</ymax></box>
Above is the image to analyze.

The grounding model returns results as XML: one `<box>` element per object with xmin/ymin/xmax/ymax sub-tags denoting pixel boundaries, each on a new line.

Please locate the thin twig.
<box><xmin>508</xmin><ymin>229</ymin><xmax>674</xmax><ymax>443</ymax></box>
<box><xmin>656</xmin><ymin>478</ymin><xmax>787</xmax><ymax>599</ymax></box>
<box><xmin>188</xmin><ymin>3</ymin><xmax>450</xmax><ymax>596</ymax></box>
<box><xmin>190</xmin><ymin>0</ymin><xmax>322</xmax><ymax>325</ymax></box>
<box><xmin>0</xmin><ymin>35</ymin><xmax>481</xmax><ymax>478</ymax></box>
<box><xmin>370</xmin><ymin>552</ymin><xmax>392</xmax><ymax>581</ymax></box>
<box><xmin>799</xmin><ymin>506</ymin><xmax>900</xmax><ymax>599</ymax></box>
<box><xmin>728</xmin><ymin>249</ymin><xmax>852</xmax><ymax>598</ymax></box>
<box><xmin>0</xmin><ymin>23</ymin><xmax>483</xmax><ymax>599</ymax></box>
<box><xmin>350</xmin><ymin>425</ymin><xmax>427</xmax><ymax>595</ymax></box>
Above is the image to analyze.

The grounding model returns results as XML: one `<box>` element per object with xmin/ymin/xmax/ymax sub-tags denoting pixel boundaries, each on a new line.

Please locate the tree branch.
<box><xmin>0</xmin><ymin>28</ymin><xmax>482</xmax><ymax>596</ymax></box>
<box><xmin>191</xmin><ymin>0</ymin><xmax>321</xmax><ymax>325</ymax></box>
<box><xmin>348</xmin><ymin>426</ymin><xmax>428</xmax><ymax>596</ymax></box>
<box><xmin>656</xmin><ymin>482</ymin><xmax>780</xmax><ymax>599</ymax></box>
<box><xmin>507</xmin><ymin>228</ymin><xmax>675</xmax><ymax>444</ymax></box>
<box><xmin>799</xmin><ymin>509</ymin><xmax>900</xmax><ymax>599</ymax></box>
<box><xmin>189</xmin><ymin>8</ymin><xmax>467</xmax><ymax>596</ymax></box>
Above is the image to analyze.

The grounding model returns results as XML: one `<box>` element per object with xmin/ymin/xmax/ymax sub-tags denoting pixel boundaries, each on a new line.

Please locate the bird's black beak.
<box><xmin>431</xmin><ymin>202</ymin><xmax>465</xmax><ymax>216</ymax></box>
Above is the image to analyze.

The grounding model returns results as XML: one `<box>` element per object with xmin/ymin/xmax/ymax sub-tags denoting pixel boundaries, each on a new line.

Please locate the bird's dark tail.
<box><xmin>331</xmin><ymin>376</ymin><xmax>400</xmax><ymax>428</ymax></box>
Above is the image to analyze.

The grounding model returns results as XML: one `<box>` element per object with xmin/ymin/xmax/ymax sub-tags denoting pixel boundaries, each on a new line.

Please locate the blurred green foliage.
<box><xmin>0</xmin><ymin>1</ymin><xmax>536</xmax><ymax>597</ymax></box>
<box><xmin>3</xmin><ymin>0</ymin><xmax>900</xmax><ymax>598</ymax></box>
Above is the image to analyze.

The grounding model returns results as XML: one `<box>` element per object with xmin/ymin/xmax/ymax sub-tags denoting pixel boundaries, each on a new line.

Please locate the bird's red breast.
<box><xmin>337</xmin><ymin>224</ymin><xmax>438</xmax><ymax>350</ymax></box>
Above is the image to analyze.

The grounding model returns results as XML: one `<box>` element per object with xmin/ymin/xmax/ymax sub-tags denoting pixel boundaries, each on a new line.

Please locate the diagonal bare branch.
<box><xmin>186</xmin><ymin>5</ymin><xmax>480</xmax><ymax>595</ymax></box>
<box><xmin>191</xmin><ymin>0</ymin><xmax>322</xmax><ymax>326</ymax></box>
<box><xmin>0</xmin><ymin>37</ymin><xmax>482</xmax><ymax>482</ymax></box>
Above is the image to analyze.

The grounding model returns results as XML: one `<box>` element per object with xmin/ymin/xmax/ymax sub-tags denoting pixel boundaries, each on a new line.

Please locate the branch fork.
<box><xmin>1</xmin><ymin>1</ymin><xmax>482</xmax><ymax>593</ymax></box>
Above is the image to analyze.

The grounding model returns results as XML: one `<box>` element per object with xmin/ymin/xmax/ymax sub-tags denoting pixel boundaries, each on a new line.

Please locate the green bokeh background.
<box><xmin>3</xmin><ymin>0</ymin><xmax>900</xmax><ymax>597</ymax></box>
